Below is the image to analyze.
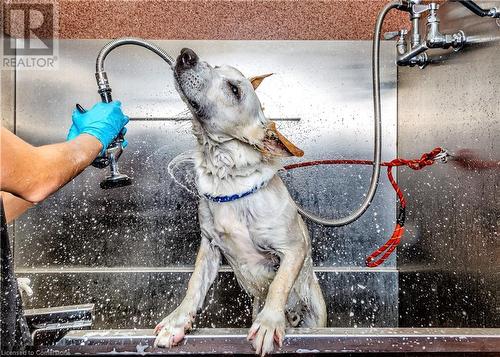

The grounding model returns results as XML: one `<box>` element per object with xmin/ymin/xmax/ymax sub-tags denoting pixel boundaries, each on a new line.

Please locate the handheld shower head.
<box><xmin>75</xmin><ymin>103</ymin><xmax>132</xmax><ymax>189</ymax></box>
<box><xmin>98</xmin><ymin>142</ymin><xmax>132</xmax><ymax>189</ymax></box>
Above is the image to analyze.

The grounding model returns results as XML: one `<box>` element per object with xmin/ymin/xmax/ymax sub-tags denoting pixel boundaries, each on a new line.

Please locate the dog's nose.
<box><xmin>178</xmin><ymin>48</ymin><xmax>198</xmax><ymax>68</ymax></box>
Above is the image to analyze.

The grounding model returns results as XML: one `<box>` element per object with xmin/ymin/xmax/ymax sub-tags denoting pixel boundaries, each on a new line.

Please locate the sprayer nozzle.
<box><xmin>100</xmin><ymin>174</ymin><xmax>132</xmax><ymax>189</ymax></box>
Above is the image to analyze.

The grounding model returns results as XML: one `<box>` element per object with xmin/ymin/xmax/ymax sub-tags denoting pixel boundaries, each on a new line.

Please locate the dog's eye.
<box><xmin>228</xmin><ymin>82</ymin><xmax>241</xmax><ymax>100</ymax></box>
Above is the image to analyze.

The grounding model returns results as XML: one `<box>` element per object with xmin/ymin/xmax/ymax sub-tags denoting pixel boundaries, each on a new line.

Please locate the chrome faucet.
<box><xmin>387</xmin><ymin>0</ymin><xmax>467</xmax><ymax>68</ymax></box>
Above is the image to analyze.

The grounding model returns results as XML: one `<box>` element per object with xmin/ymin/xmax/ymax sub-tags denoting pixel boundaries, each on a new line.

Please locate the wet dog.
<box><xmin>154</xmin><ymin>48</ymin><xmax>326</xmax><ymax>356</ymax></box>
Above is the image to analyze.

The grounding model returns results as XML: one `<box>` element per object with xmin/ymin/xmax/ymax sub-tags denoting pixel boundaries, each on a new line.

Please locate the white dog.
<box><xmin>154</xmin><ymin>48</ymin><xmax>327</xmax><ymax>356</ymax></box>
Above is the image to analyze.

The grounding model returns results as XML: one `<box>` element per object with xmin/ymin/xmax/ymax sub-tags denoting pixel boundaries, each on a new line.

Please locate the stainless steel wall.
<box><xmin>13</xmin><ymin>40</ymin><xmax>398</xmax><ymax>329</ymax></box>
<box><xmin>398</xmin><ymin>1</ymin><xmax>499</xmax><ymax>327</ymax></box>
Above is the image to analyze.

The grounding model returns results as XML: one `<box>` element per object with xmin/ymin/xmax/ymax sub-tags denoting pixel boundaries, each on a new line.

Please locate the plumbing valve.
<box><xmin>384</xmin><ymin>30</ymin><xmax>409</xmax><ymax>56</ymax></box>
<box><xmin>387</xmin><ymin>29</ymin><xmax>429</xmax><ymax>68</ymax></box>
<box><xmin>394</xmin><ymin>1</ymin><xmax>467</xmax><ymax>68</ymax></box>
<box><xmin>426</xmin><ymin>3</ymin><xmax>466</xmax><ymax>50</ymax></box>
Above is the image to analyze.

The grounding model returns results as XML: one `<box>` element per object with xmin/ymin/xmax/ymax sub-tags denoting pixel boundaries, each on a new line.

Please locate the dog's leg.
<box><xmin>247</xmin><ymin>247</ymin><xmax>305</xmax><ymax>355</ymax></box>
<box><xmin>302</xmin><ymin>275</ymin><xmax>327</xmax><ymax>327</ymax></box>
<box><xmin>154</xmin><ymin>236</ymin><xmax>220</xmax><ymax>348</ymax></box>
<box><xmin>247</xmin><ymin>222</ymin><xmax>307</xmax><ymax>356</ymax></box>
<box><xmin>252</xmin><ymin>297</ymin><xmax>262</xmax><ymax>322</ymax></box>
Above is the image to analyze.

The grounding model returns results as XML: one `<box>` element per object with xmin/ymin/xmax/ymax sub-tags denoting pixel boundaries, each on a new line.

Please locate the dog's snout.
<box><xmin>178</xmin><ymin>48</ymin><xmax>198</xmax><ymax>68</ymax></box>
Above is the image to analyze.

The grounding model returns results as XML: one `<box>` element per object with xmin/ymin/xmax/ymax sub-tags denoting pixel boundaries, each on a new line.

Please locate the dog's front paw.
<box><xmin>247</xmin><ymin>307</ymin><xmax>286</xmax><ymax>356</ymax></box>
<box><xmin>153</xmin><ymin>307</ymin><xmax>196</xmax><ymax>348</ymax></box>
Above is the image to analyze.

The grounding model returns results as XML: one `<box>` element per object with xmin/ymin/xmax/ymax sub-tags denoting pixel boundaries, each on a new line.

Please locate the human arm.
<box><xmin>1</xmin><ymin>191</ymin><xmax>33</xmax><ymax>223</ymax></box>
<box><xmin>1</xmin><ymin>100</ymin><xmax>129</xmax><ymax>204</ymax></box>
<box><xmin>1</xmin><ymin>127</ymin><xmax>103</xmax><ymax>203</ymax></box>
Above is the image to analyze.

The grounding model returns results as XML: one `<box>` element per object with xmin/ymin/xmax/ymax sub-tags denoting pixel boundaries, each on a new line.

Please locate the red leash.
<box><xmin>284</xmin><ymin>147</ymin><xmax>447</xmax><ymax>267</ymax></box>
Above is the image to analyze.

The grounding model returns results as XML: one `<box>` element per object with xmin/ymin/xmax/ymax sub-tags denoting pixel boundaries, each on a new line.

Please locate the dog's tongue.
<box><xmin>267</xmin><ymin>122</ymin><xmax>304</xmax><ymax>157</ymax></box>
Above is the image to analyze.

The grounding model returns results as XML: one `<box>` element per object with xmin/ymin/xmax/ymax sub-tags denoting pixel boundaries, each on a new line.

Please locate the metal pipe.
<box><xmin>397</xmin><ymin>42</ymin><xmax>428</xmax><ymax>65</ymax></box>
<box><xmin>296</xmin><ymin>1</ymin><xmax>405</xmax><ymax>226</ymax></box>
<box><xmin>455</xmin><ymin>0</ymin><xmax>500</xmax><ymax>18</ymax></box>
<box><xmin>411</xmin><ymin>16</ymin><xmax>421</xmax><ymax>47</ymax></box>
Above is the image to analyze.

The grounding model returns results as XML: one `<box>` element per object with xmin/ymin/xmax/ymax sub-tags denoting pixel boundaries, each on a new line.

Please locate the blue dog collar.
<box><xmin>203</xmin><ymin>180</ymin><xmax>269</xmax><ymax>203</ymax></box>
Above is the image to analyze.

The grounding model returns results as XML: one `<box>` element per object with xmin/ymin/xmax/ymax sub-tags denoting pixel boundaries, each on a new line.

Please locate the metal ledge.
<box><xmin>48</xmin><ymin>328</ymin><xmax>500</xmax><ymax>354</ymax></box>
<box><xmin>25</xmin><ymin>304</ymin><xmax>95</xmax><ymax>347</ymax></box>
<box><xmin>25</xmin><ymin>304</ymin><xmax>94</xmax><ymax>327</ymax></box>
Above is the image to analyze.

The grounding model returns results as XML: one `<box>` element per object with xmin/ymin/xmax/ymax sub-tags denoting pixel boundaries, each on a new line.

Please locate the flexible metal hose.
<box><xmin>295</xmin><ymin>1</ymin><xmax>404</xmax><ymax>226</ymax></box>
<box><xmin>96</xmin><ymin>37</ymin><xmax>174</xmax><ymax>73</ymax></box>
<box><xmin>94</xmin><ymin>6</ymin><xmax>405</xmax><ymax>223</ymax></box>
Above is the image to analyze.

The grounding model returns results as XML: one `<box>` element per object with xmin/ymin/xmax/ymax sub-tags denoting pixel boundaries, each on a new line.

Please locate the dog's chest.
<box><xmin>208</xmin><ymin>198</ymin><xmax>281</xmax><ymax>289</ymax></box>
<box><xmin>210</xmin><ymin>202</ymin><xmax>269</xmax><ymax>260</ymax></box>
<box><xmin>212</xmin><ymin>195</ymin><xmax>278</xmax><ymax>271</ymax></box>
<box><xmin>206</xmin><ymin>180</ymin><xmax>292</xmax><ymax>260</ymax></box>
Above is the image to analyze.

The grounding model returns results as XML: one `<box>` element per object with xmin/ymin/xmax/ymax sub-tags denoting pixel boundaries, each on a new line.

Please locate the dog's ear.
<box><xmin>249</xmin><ymin>73</ymin><xmax>273</xmax><ymax>90</ymax></box>
<box><xmin>261</xmin><ymin>121</ymin><xmax>304</xmax><ymax>157</ymax></box>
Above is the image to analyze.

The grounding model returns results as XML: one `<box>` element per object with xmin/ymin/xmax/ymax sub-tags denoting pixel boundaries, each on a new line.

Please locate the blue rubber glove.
<box><xmin>67</xmin><ymin>101</ymin><xmax>129</xmax><ymax>155</ymax></box>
